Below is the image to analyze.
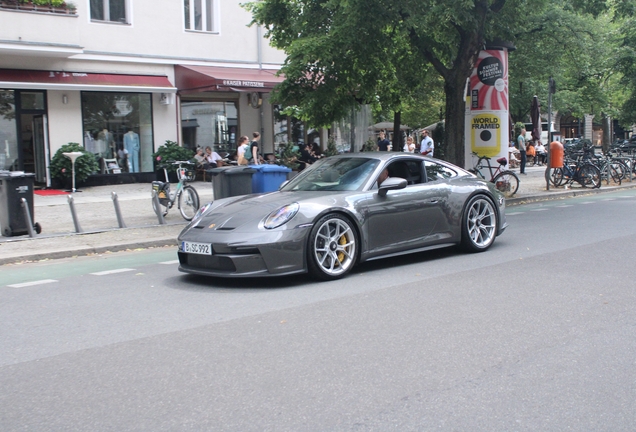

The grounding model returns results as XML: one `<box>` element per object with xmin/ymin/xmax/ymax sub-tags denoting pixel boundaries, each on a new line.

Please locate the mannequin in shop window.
<box><xmin>124</xmin><ymin>128</ymin><xmax>140</xmax><ymax>173</ymax></box>
<box><xmin>97</xmin><ymin>129</ymin><xmax>115</xmax><ymax>158</ymax></box>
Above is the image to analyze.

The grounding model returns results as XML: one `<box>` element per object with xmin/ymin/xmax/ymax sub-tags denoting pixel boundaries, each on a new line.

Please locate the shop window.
<box><xmin>184</xmin><ymin>0</ymin><xmax>218</xmax><ymax>33</ymax></box>
<box><xmin>180</xmin><ymin>100</ymin><xmax>237</xmax><ymax>155</ymax></box>
<box><xmin>0</xmin><ymin>90</ymin><xmax>18</xmax><ymax>171</ymax></box>
<box><xmin>273</xmin><ymin>104</ymin><xmax>315</xmax><ymax>154</ymax></box>
<box><xmin>81</xmin><ymin>92</ymin><xmax>153</xmax><ymax>174</ymax></box>
<box><xmin>90</xmin><ymin>0</ymin><xmax>128</xmax><ymax>24</ymax></box>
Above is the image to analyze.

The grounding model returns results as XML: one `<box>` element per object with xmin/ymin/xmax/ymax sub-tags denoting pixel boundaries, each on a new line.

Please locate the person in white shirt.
<box><xmin>535</xmin><ymin>142</ymin><xmax>547</xmax><ymax>166</ymax></box>
<box><xmin>420</xmin><ymin>130</ymin><xmax>434</xmax><ymax>157</ymax></box>
<box><xmin>204</xmin><ymin>146</ymin><xmax>225</xmax><ymax>167</ymax></box>
<box><xmin>403</xmin><ymin>136</ymin><xmax>416</xmax><ymax>153</ymax></box>
<box><xmin>236</xmin><ymin>136</ymin><xmax>250</xmax><ymax>165</ymax></box>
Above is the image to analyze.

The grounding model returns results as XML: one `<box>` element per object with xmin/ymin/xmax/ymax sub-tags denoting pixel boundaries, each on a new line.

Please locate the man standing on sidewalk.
<box><xmin>420</xmin><ymin>130</ymin><xmax>434</xmax><ymax>157</ymax></box>
<box><xmin>517</xmin><ymin>128</ymin><xmax>527</xmax><ymax>174</ymax></box>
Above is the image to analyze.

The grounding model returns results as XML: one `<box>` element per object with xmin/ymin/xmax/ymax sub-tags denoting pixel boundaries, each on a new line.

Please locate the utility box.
<box><xmin>0</xmin><ymin>171</ymin><xmax>37</xmax><ymax>237</ymax></box>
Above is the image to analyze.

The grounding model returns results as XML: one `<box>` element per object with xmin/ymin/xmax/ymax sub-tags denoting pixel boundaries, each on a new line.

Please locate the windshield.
<box><xmin>281</xmin><ymin>157</ymin><xmax>380</xmax><ymax>192</ymax></box>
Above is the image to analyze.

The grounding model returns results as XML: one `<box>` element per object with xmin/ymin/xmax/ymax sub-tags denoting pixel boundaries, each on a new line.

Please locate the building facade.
<box><xmin>0</xmin><ymin>0</ymin><xmax>286</xmax><ymax>185</ymax></box>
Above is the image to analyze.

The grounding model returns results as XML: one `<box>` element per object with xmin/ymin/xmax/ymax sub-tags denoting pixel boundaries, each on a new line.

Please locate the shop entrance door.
<box><xmin>19</xmin><ymin>113</ymin><xmax>50</xmax><ymax>184</ymax></box>
<box><xmin>32</xmin><ymin>115</ymin><xmax>50</xmax><ymax>185</ymax></box>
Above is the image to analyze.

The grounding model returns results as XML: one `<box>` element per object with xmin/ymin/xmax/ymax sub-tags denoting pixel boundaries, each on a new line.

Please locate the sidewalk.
<box><xmin>0</xmin><ymin>166</ymin><xmax>633</xmax><ymax>265</ymax></box>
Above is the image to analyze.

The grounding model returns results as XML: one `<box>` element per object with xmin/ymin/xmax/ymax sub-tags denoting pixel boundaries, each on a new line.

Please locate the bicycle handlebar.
<box><xmin>171</xmin><ymin>160</ymin><xmax>194</xmax><ymax>165</ymax></box>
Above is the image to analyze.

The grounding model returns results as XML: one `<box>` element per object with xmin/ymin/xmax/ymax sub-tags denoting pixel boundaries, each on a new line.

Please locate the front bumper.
<box><xmin>178</xmin><ymin>226</ymin><xmax>311</xmax><ymax>278</ymax></box>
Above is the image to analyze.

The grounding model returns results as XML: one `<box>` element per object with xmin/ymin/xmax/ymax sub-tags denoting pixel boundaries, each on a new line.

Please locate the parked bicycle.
<box><xmin>469</xmin><ymin>152</ymin><xmax>520</xmax><ymax>198</ymax></box>
<box><xmin>151</xmin><ymin>161</ymin><xmax>200</xmax><ymax>221</ymax></box>
<box><xmin>546</xmin><ymin>153</ymin><xmax>601</xmax><ymax>189</ymax></box>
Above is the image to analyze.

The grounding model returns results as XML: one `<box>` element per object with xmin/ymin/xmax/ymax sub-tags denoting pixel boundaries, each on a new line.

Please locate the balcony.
<box><xmin>0</xmin><ymin>0</ymin><xmax>77</xmax><ymax>15</ymax></box>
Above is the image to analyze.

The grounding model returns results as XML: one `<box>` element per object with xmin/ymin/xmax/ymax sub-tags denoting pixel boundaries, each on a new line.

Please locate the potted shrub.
<box><xmin>277</xmin><ymin>141</ymin><xmax>301</xmax><ymax>171</ymax></box>
<box><xmin>49</xmin><ymin>142</ymin><xmax>99</xmax><ymax>189</ymax></box>
<box><xmin>152</xmin><ymin>140</ymin><xmax>195</xmax><ymax>181</ymax></box>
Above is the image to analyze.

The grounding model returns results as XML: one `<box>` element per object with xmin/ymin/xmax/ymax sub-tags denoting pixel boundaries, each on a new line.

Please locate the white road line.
<box><xmin>7</xmin><ymin>279</ymin><xmax>58</xmax><ymax>288</ymax></box>
<box><xmin>581</xmin><ymin>201</ymin><xmax>594</xmax><ymax>204</ymax></box>
<box><xmin>159</xmin><ymin>260</ymin><xmax>179</xmax><ymax>265</ymax></box>
<box><xmin>531</xmin><ymin>208</ymin><xmax>548</xmax><ymax>211</ymax></box>
<box><xmin>90</xmin><ymin>268</ymin><xmax>136</xmax><ymax>276</ymax></box>
<box><xmin>506</xmin><ymin>212</ymin><xmax>524</xmax><ymax>215</ymax></box>
<box><xmin>556</xmin><ymin>205</ymin><xmax>573</xmax><ymax>207</ymax></box>
<box><xmin>602</xmin><ymin>198</ymin><xmax>616</xmax><ymax>201</ymax></box>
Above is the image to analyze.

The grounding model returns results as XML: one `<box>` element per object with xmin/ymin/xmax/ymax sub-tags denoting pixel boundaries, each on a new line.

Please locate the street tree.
<box><xmin>247</xmin><ymin>0</ymin><xmax>620</xmax><ymax>167</ymax></box>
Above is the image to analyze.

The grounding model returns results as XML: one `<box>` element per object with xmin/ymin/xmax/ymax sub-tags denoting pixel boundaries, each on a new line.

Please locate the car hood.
<box><xmin>188</xmin><ymin>191</ymin><xmax>346</xmax><ymax>233</ymax></box>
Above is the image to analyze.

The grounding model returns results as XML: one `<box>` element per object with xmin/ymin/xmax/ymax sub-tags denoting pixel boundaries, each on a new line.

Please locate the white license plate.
<box><xmin>182</xmin><ymin>241</ymin><xmax>212</xmax><ymax>255</ymax></box>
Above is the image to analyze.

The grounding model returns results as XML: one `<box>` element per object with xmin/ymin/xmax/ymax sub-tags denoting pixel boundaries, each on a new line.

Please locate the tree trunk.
<box><xmin>392</xmin><ymin>111</ymin><xmax>401</xmax><ymax>151</ymax></box>
<box><xmin>444</xmin><ymin>75</ymin><xmax>469</xmax><ymax>168</ymax></box>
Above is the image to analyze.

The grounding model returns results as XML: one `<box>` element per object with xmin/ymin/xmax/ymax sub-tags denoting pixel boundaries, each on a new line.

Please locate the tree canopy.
<box><xmin>246</xmin><ymin>0</ymin><xmax>634</xmax><ymax>166</ymax></box>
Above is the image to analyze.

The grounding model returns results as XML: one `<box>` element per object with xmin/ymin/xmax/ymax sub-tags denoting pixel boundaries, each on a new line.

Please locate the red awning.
<box><xmin>0</xmin><ymin>69</ymin><xmax>176</xmax><ymax>93</ymax></box>
<box><xmin>175</xmin><ymin>65</ymin><xmax>285</xmax><ymax>93</ymax></box>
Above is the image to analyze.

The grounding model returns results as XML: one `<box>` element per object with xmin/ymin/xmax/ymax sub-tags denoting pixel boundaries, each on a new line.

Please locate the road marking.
<box><xmin>90</xmin><ymin>268</ymin><xmax>136</xmax><ymax>276</ymax></box>
<box><xmin>602</xmin><ymin>198</ymin><xmax>616</xmax><ymax>201</ymax></box>
<box><xmin>581</xmin><ymin>201</ymin><xmax>594</xmax><ymax>204</ymax></box>
<box><xmin>7</xmin><ymin>279</ymin><xmax>58</xmax><ymax>288</ymax></box>
<box><xmin>531</xmin><ymin>208</ymin><xmax>548</xmax><ymax>211</ymax></box>
<box><xmin>506</xmin><ymin>212</ymin><xmax>523</xmax><ymax>215</ymax></box>
<box><xmin>159</xmin><ymin>260</ymin><xmax>179</xmax><ymax>265</ymax></box>
<box><xmin>556</xmin><ymin>205</ymin><xmax>573</xmax><ymax>208</ymax></box>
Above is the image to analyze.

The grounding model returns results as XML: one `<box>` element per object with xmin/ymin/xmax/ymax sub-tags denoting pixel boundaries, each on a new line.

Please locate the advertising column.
<box><xmin>464</xmin><ymin>48</ymin><xmax>510</xmax><ymax>171</ymax></box>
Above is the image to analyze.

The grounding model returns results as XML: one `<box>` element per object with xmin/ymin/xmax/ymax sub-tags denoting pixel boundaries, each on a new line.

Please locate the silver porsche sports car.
<box><xmin>178</xmin><ymin>152</ymin><xmax>507</xmax><ymax>280</ymax></box>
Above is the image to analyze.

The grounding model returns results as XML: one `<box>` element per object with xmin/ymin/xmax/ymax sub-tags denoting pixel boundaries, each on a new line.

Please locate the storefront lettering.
<box><xmin>222</xmin><ymin>79</ymin><xmax>265</xmax><ymax>88</ymax></box>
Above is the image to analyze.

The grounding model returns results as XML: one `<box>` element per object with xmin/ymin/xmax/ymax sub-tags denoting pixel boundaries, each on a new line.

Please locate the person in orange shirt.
<box><xmin>526</xmin><ymin>140</ymin><xmax>536</xmax><ymax>166</ymax></box>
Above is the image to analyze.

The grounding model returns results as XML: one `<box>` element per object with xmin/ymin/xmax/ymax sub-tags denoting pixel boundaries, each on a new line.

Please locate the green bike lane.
<box><xmin>0</xmin><ymin>247</ymin><xmax>178</xmax><ymax>288</ymax></box>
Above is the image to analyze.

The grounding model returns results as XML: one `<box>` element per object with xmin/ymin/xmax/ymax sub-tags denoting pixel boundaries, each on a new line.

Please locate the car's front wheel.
<box><xmin>461</xmin><ymin>195</ymin><xmax>497</xmax><ymax>252</ymax></box>
<box><xmin>307</xmin><ymin>214</ymin><xmax>358</xmax><ymax>280</ymax></box>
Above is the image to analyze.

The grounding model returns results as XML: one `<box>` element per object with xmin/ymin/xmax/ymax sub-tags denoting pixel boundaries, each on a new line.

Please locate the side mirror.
<box><xmin>378</xmin><ymin>177</ymin><xmax>407</xmax><ymax>197</ymax></box>
<box><xmin>278</xmin><ymin>180</ymin><xmax>290</xmax><ymax>190</ymax></box>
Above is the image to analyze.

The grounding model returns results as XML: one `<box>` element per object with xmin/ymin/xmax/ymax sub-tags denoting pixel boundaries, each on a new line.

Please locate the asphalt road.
<box><xmin>2</xmin><ymin>190</ymin><xmax>636</xmax><ymax>431</ymax></box>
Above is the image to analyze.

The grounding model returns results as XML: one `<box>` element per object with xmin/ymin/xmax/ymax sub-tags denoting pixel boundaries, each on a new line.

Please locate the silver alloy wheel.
<box><xmin>312</xmin><ymin>217</ymin><xmax>356</xmax><ymax>277</ymax></box>
<box><xmin>466</xmin><ymin>197</ymin><xmax>496</xmax><ymax>249</ymax></box>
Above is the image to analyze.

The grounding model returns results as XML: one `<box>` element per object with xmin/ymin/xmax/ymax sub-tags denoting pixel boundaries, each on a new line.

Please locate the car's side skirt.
<box><xmin>361</xmin><ymin>242</ymin><xmax>456</xmax><ymax>263</ymax></box>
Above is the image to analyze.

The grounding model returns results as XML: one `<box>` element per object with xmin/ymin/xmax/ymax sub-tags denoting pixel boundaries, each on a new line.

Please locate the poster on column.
<box><xmin>465</xmin><ymin>49</ymin><xmax>509</xmax><ymax>164</ymax></box>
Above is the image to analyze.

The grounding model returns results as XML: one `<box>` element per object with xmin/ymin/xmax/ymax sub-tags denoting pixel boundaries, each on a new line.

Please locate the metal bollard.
<box><xmin>20</xmin><ymin>198</ymin><xmax>36</xmax><ymax>238</ymax></box>
<box><xmin>151</xmin><ymin>190</ymin><xmax>166</xmax><ymax>225</ymax></box>
<box><xmin>67</xmin><ymin>194</ymin><xmax>83</xmax><ymax>233</ymax></box>
<box><xmin>111</xmin><ymin>192</ymin><xmax>127</xmax><ymax>228</ymax></box>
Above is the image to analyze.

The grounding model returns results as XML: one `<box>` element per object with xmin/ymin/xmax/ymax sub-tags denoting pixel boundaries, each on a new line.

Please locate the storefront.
<box><xmin>175</xmin><ymin>65</ymin><xmax>285</xmax><ymax>156</ymax></box>
<box><xmin>0</xmin><ymin>69</ymin><xmax>176</xmax><ymax>186</ymax></box>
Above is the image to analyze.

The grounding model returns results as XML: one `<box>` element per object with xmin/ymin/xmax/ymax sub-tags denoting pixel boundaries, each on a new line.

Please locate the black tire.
<box><xmin>34</xmin><ymin>222</ymin><xmax>42</xmax><ymax>234</ymax></box>
<box><xmin>307</xmin><ymin>213</ymin><xmax>358</xmax><ymax>281</ymax></box>
<box><xmin>545</xmin><ymin>166</ymin><xmax>564</xmax><ymax>187</ymax></box>
<box><xmin>461</xmin><ymin>195</ymin><xmax>497</xmax><ymax>252</ymax></box>
<box><xmin>492</xmin><ymin>170</ymin><xmax>519</xmax><ymax>198</ymax></box>
<box><xmin>178</xmin><ymin>186</ymin><xmax>200</xmax><ymax>221</ymax></box>
<box><xmin>578</xmin><ymin>164</ymin><xmax>601</xmax><ymax>189</ymax></box>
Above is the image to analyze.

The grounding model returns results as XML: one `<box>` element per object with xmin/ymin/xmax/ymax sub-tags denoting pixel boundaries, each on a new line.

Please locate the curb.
<box><xmin>506</xmin><ymin>183</ymin><xmax>636</xmax><ymax>206</ymax></box>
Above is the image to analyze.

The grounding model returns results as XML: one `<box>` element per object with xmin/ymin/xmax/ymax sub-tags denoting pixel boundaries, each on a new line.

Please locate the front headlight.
<box><xmin>191</xmin><ymin>202</ymin><xmax>212</xmax><ymax>223</ymax></box>
<box><xmin>263</xmin><ymin>203</ymin><xmax>300</xmax><ymax>229</ymax></box>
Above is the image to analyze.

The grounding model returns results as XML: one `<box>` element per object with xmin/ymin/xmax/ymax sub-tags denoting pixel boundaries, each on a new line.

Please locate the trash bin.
<box><xmin>207</xmin><ymin>166</ymin><xmax>256</xmax><ymax>199</ymax></box>
<box><xmin>0</xmin><ymin>171</ymin><xmax>39</xmax><ymax>237</ymax></box>
<box><xmin>251</xmin><ymin>165</ymin><xmax>292</xmax><ymax>193</ymax></box>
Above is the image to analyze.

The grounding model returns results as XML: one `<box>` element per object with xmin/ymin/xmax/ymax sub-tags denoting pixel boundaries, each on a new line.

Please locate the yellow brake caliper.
<box><xmin>337</xmin><ymin>234</ymin><xmax>347</xmax><ymax>263</ymax></box>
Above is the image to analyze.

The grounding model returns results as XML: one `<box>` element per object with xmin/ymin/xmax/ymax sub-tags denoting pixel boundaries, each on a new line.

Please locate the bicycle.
<box><xmin>546</xmin><ymin>153</ymin><xmax>601</xmax><ymax>189</ymax></box>
<box><xmin>469</xmin><ymin>152</ymin><xmax>520</xmax><ymax>198</ymax></box>
<box><xmin>151</xmin><ymin>161</ymin><xmax>200</xmax><ymax>221</ymax></box>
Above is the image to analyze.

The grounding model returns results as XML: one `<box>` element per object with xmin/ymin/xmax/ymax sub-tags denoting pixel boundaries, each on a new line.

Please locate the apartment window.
<box><xmin>91</xmin><ymin>0</ymin><xmax>128</xmax><ymax>24</ymax></box>
<box><xmin>184</xmin><ymin>0</ymin><xmax>218</xmax><ymax>32</ymax></box>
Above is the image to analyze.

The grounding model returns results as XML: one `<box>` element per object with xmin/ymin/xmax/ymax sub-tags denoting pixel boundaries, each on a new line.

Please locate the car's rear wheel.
<box><xmin>461</xmin><ymin>195</ymin><xmax>497</xmax><ymax>252</ymax></box>
<box><xmin>307</xmin><ymin>214</ymin><xmax>358</xmax><ymax>280</ymax></box>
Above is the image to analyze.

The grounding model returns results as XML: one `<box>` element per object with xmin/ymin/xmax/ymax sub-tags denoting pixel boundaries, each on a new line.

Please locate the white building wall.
<box><xmin>0</xmin><ymin>0</ymin><xmax>285</xmax><ymax>182</ymax></box>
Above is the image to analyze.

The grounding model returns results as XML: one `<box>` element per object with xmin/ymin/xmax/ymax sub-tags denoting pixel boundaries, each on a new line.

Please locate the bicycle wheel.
<box><xmin>492</xmin><ymin>170</ymin><xmax>519</xmax><ymax>198</ymax></box>
<box><xmin>178</xmin><ymin>185</ymin><xmax>200</xmax><ymax>221</ymax></box>
<box><xmin>545</xmin><ymin>166</ymin><xmax>564</xmax><ymax>187</ymax></box>
<box><xmin>578</xmin><ymin>164</ymin><xmax>601</xmax><ymax>189</ymax></box>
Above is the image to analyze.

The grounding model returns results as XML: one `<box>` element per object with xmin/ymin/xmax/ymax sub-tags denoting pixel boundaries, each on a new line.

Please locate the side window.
<box><xmin>90</xmin><ymin>0</ymin><xmax>128</xmax><ymax>24</ymax></box>
<box><xmin>424</xmin><ymin>160</ymin><xmax>457</xmax><ymax>182</ymax></box>
<box><xmin>184</xmin><ymin>0</ymin><xmax>219</xmax><ymax>33</ymax></box>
